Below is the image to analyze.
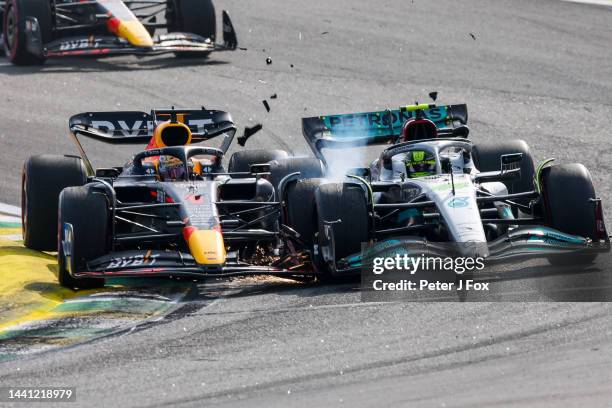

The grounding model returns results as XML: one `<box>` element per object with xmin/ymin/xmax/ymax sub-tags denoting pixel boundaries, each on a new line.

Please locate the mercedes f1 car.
<box><xmin>301</xmin><ymin>103</ymin><xmax>610</xmax><ymax>277</ymax></box>
<box><xmin>21</xmin><ymin>107</ymin><xmax>325</xmax><ymax>289</ymax></box>
<box><xmin>1</xmin><ymin>0</ymin><xmax>237</xmax><ymax>65</ymax></box>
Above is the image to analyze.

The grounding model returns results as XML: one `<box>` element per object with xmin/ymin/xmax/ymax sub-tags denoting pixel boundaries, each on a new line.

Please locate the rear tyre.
<box><xmin>227</xmin><ymin>149</ymin><xmax>289</xmax><ymax>174</ymax></box>
<box><xmin>22</xmin><ymin>155</ymin><xmax>88</xmax><ymax>251</ymax></box>
<box><xmin>542</xmin><ymin>163</ymin><xmax>598</xmax><ymax>265</ymax></box>
<box><xmin>472</xmin><ymin>140</ymin><xmax>535</xmax><ymax>204</ymax></box>
<box><xmin>315</xmin><ymin>182</ymin><xmax>369</xmax><ymax>278</ymax></box>
<box><xmin>58</xmin><ymin>186</ymin><xmax>107</xmax><ymax>290</ymax></box>
<box><xmin>3</xmin><ymin>0</ymin><xmax>52</xmax><ymax>65</ymax></box>
<box><xmin>167</xmin><ymin>0</ymin><xmax>216</xmax><ymax>58</ymax></box>
<box><xmin>285</xmin><ymin>178</ymin><xmax>325</xmax><ymax>245</ymax></box>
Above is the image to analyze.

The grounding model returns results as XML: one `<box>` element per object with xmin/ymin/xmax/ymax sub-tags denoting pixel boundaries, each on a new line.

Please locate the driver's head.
<box><xmin>158</xmin><ymin>155</ymin><xmax>192</xmax><ymax>181</ymax></box>
<box><xmin>405</xmin><ymin>150</ymin><xmax>436</xmax><ymax>178</ymax></box>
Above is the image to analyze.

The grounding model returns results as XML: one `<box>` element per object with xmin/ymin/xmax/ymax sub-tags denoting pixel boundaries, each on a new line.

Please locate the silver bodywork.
<box><xmin>371</xmin><ymin>139</ymin><xmax>514</xmax><ymax>257</ymax></box>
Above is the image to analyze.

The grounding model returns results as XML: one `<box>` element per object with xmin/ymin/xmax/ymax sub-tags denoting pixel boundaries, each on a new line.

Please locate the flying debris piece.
<box><xmin>429</xmin><ymin>91</ymin><xmax>438</xmax><ymax>102</ymax></box>
<box><xmin>290</xmin><ymin>64</ymin><xmax>294</xmax><ymax>68</ymax></box>
<box><xmin>238</xmin><ymin>124</ymin><xmax>263</xmax><ymax>146</ymax></box>
<box><xmin>469</xmin><ymin>33</ymin><xmax>476</xmax><ymax>40</ymax></box>
<box><xmin>270</xmin><ymin>94</ymin><xmax>278</xmax><ymax>99</ymax></box>
<box><xmin>262</xmin><ymin>100</ymin><xmax>271</xmax><ymax>112</ymax></box>
<box><xmin>266</xmin><ymin>57</ymin><xmax>272</xmax><ymax>65</ymax></box>
<box><xmin>238</xmin><ymin>47</ymin><xmax>248</xmax><ymax>51</ymax></box>
<box><xmin>321</xmin><ymin>31</ymin><xmax>329</xmax><ymax>35</ymax></box>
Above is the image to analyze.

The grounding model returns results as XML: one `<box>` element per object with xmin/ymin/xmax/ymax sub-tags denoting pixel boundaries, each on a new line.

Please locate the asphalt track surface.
<box><xmin>0</xmin><ymin>0</ymin><xmax>611</xmax><ymax>406</ymax></box>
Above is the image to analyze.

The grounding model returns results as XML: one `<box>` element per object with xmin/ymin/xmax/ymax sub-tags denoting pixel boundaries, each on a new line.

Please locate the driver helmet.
<box><xmin>158</xmin><ymin>155</ymin><xmax>192</xmax><ymax>181</ymax></box>
<box><xmin>405</xmin><ymin>150</ymin><xmax>436</xmax><ymax>178</ymax></box>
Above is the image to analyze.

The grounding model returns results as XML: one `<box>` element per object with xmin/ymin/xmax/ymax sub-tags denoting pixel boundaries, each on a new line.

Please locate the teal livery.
<box><xmin>320</xmin><ymin>104</ymin><xmax>450</xmax><ymax>139</ymax></box>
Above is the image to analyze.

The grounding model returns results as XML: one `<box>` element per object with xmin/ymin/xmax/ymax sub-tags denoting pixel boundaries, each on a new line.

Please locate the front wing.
<box><xmin>74</xmin><ymin>250</ymin><xmax>319</xmax><ymax>280</ymax></box>
<box><xmin>336</xmin><ymin>226</ymin><xmax>612</xmax><ymax>275</ymax></box>
<box><xmin>43</xmin><ymin>33</ymin><xmax>227</xmax><ymax>58</ymax></box>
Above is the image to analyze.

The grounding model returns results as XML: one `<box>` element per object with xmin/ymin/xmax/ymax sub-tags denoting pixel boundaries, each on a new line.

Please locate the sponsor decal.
<box><xmin>59</xmin><ymin>37</ymin><xmax>102</xmax><ymax>51</ymax></box>
<box><xmin>107</xmin><ymin>253</ymin><xmax>160</xmax><ymax>269</ymax></box>
<box><xmin>90</xmin><ymin>118</ymin><xmax>213</xmax><ymax>137</ymax></box>
<box><xmin>322</xmin><ymin>106</ymin><xmax>448</xmax><ymax>132</ymax></box>
<box><xmin>431</xmin><ymin>181</ymin><xmax>469</xmax><ymax>191</ymax></box>
<box><xmin>448</xmin><ymin>197</ymin><xmax>469</xmax><ymax>208</ymax></box>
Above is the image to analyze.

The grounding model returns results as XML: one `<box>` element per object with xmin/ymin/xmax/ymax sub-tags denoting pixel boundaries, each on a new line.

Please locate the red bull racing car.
<box><xmin>21</xmin><ymin>107</ymin><xmax>324</xmax><ymax>289</ymax></box>
<box><xmin>1</xmin><ymin>0</ymin><xmax>237</xmax><ymax>65</ymax></box>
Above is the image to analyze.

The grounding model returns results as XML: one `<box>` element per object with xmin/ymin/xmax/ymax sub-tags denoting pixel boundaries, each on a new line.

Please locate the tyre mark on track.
<box><xmin>145</xmin><ymin>303</ymin><xmax>611</xmax><ymax>407</ymax></box>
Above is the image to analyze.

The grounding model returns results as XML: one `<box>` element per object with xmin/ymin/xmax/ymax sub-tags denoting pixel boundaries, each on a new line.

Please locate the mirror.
<box><xmin>346</xmin><ymin>167</ymin><xmax>370</xmax><ymax>178</ymax></box>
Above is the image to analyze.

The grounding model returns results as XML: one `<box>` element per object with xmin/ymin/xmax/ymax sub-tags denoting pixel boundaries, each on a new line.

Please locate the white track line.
<box><xmin>0</xmin><ymin>202</ymin><xmax>20</xmax><ymax>217</ymax></box>
<box><xmin>0</xmin><ymin>202</ymin><xmax>21</xmax><ymax>225</ymax></box>
<box><xmin>562</xmin><ymin>0</ymin><xmax>612</xmax><ymax>6</ymax></box>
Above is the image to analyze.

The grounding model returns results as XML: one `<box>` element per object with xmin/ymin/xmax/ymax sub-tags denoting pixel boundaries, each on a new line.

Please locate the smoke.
<box><xmin>322</xmin><ymin>144</ymin><xmax>367</xmax><ymax>182</ymax></box>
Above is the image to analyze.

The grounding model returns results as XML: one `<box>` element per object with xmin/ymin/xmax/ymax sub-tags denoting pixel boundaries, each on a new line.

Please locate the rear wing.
<box><xmin>68</xmin><ymin>108</ymin><xmax>236</xmax><ymax>175</ymax></box>
<box><xmin>302</xmin><ymin>103</ymin><xmax>468</xmax><ymax>163</ymax></box>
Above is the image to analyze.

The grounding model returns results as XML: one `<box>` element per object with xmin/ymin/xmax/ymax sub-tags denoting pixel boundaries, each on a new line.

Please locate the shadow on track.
<box><xmin>0</xmin><ymin>55</ymin><xmax>229</xmax><ymax>75</ymax></box>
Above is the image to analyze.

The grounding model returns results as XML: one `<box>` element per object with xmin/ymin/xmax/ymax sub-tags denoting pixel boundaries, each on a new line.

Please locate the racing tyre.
<box><xmin>269</xmin><ymin>157</ymin><xmax>325</xmax><ymax>192</ymax></box>
<box><xmin>22</xmin><ymin>155</ymin><xmax>88</xmax><ymax>251</ymax></box>
<box><xmin>315</xmin><ymin>182</ymin><xmax>369</xmax><ymax>278</ymax></box>
<box><xmin>285</xmin><ymin>178</ymin><xmax>325</xmax><ymax>245</ymax></box>
<box><xmin>58</xmin><ymin>186</ymin><xmax>108</xmax><ymax>290</ymax></box>
<box><xmin>3</xmin><ymin>0</ymin><xmax>53</xmax><ymax>65</ymax></box>
<box><xmin>167</xmin><ymin>0</ymin><xmax>215</xmax><ymax>58</ymax></box>
<box><xmin>472</xmin><ymin>140</ymin><xmax>535</xmax><ymax>204</ymax></box>
<box><xmin>541</xmin><ymin>163</ymin><xmax>598</xmax><ymax>265</ymax></box>
<box><xmin>228</xmin><ymin>149</ymin><xmax>289</xmax><ymax>175</ymax></box>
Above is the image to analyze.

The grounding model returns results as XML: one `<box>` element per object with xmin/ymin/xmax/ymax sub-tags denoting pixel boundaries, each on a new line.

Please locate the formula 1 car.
<box><xmin>300</xmin><ymin>103</ymin><xmax>611</xmax><ymax>277</ymax></box>
<box><xmin>1</xmin><ymin>0</ymin><xmax>237</xmax><ymax>65</ymax></box>
<box><xmin>21</xmin><ymin>107</ymin><xmax>325</xmax><ymax>289</ymax></box>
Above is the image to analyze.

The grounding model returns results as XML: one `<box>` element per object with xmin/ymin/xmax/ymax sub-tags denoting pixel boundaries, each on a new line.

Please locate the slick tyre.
<box><xmin>3</xmin><ymin>0</ymin><xmax>52</xmax><ymax>65</ymax></box>
<box><xmin>167</xmin><ymin>0</ymin><xmax>216</xmax><ymax>58</ymax></box>
<box><xmin>21</xmin><ymin>155</ymin><xmax>88</xmax><ymax>251</ymax></box>
<box><xmin>284</xmin><ymin>178</ymin><xmax>326</xmax><ymax>245</ymax></box>
<box><xmin>542</xmin><ymin>163</ymin><xmax>599</xmax><ymax>265</ymax></box>
<box><xmin>227</xmin><ymin>149</ymin><xmax>289</xmax><ymax>174</ymax></box>
<box><xmin>315</xmin><ymin>182</ymin><xmax>368</xmax><ymax>279</ymax></box>
<box><xmin>58</xmin><ymin>186</ymin><xmax>108</xmax><ymax>290</ymax></box>
<box><xmin>472</xmin><ymin>140</ymin><xmax>535</xmax><ymax>204</ymax></box>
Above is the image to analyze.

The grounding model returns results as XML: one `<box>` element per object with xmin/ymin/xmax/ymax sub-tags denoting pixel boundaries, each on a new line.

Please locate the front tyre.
<box><xmin>58</xmin><ymin>186</ymin><xmax>108</xmax><ymax>290</ymax></box>
<box><xmin>541</xmin><ymin>163</ymin><xmax>599</xmax><ymax>265</ymax></box>
<box><xmin>315</xmin><ymin>182</ymin><xmax>369</xmax><ymax>279</ymax></box>
<box><xmin>166</xmin><ymin>0</ymin><xmax>216</xmax><ymax>58</ymax></box>
<box><xmin>3</xmin><ymin>0</ymin><xmax>52</xmax><ymax>65</ymax></box>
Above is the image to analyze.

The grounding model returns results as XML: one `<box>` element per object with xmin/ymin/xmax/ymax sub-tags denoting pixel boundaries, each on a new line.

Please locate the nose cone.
<box><xmin>456</xmin><ymin>240</ymin><xmax>489</xmax><ymax>259</ymax></box>
<box><xmin>184</xmin><ymin>227</ymin><xmax>226</xmax><ymax>265</ymax></box>
<box><xmin>107</xmin><ymin>18</ymin><xmax>154</xmax><ymax>47</ymax></box>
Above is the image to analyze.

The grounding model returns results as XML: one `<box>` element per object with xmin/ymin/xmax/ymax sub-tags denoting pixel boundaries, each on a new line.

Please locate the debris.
<box><xmin>321</xmin><ymin>31</ymin><xmax>329</xmax><ymax>35</ymax></box>
<box><xmin>270</xmin><ymin>93</ymin><xmax>278</xmax><ymax>99</ymax></box>
<box><xmin>238</xmin><ymin>124</ymin><xmax>263</xmax><ymax>146</ymax></box>
<box><xmin>290</xmin><ymin>64</ymin><xmax>294</xmax><ymax>68</ymax></box>
<box><xmin>429</xmin><ymin>91</ymin><xmax>438</xmax><ymax>102</ymax></box>
<box><xmin>238</xmin><ymin>47</ymin><xmax>248</xmax><ymax>51</ymax></box>
<box><xmin>262</xmin><ymin>100</ymin><xmax>271</xmax><ymax>112</ymax></box>
<box><xmin>469</xmin><ymin>33</ymin><xmax>476</xmax><ymax>40</ymax></box>
<box><xmin>266</xmin><ymin>57</ymin><xmax>272</xmax><ymax>65</ymax></box>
